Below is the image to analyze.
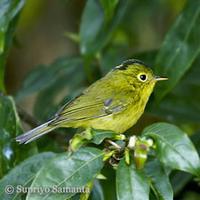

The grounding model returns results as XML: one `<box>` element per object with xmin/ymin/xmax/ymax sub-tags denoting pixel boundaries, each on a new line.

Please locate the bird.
<box><xmin>16</xmin><ymin>59</ymin><xmax>167</xmax><ymax>145</ymax></box>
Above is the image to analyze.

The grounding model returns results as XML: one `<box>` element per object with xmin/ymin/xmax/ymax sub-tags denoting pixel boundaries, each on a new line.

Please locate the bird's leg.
<box><xmin>69</xmin><ymin>128</ymin><xmax>93</xmax><ymax>152</ymax></box>
<box><xmin>104</xmin><ymin>134</ymin><xmax>126</xmax><ymax>150</ymax></box>
<box><xmin>104</xmin><ymin>137</ymin><xmax>126</xmax><ymax>167</ymax></box>
<box><xmin>106</xmin><ymin>139</ymin><xmax>121</xmax><ymax>150</ymax></box>
<box><xmin>104</xmin><ymin>135</ymin><xmax>154</xmax><ymax>167</ymax></box>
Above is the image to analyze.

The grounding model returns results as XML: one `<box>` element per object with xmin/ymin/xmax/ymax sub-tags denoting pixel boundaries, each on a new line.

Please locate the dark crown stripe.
<box><xmin>123</xmin><ymin>59</ymin><xmax>146</xmax><ymax>66</ymax></box>
<box><xmin>116</xmin><ymin>59</ymin><xmax>149</xmax><ymax>70</ymax></box>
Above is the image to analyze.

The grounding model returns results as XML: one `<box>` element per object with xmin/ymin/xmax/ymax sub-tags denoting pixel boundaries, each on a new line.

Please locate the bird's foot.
<box><xmin>103</xmin><ymin>139</ymin><xmax>126</xmax><ymax>167</ymax></box>
<box><xmin>104</xmin><ymin>135</ymin><xmax>154</xmax><ymax>168</ymax></box>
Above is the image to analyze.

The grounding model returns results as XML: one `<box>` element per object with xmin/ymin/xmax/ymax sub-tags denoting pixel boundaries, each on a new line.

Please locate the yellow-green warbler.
<box><xmin>16</xmin><ymin>59</ymin><xmax>167</xmax><ymax>145</ymax></box>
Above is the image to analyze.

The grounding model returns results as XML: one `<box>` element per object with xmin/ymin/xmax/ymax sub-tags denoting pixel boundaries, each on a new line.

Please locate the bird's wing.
<box><xmin>50</xmin><ymin>89</ymin><xmax>132</xmax><ymax>125</ymax></box>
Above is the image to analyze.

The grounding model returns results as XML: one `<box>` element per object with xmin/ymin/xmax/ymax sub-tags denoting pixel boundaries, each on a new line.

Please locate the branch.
<box><xmin>17</xmin><ymin>106</ymin><xmax>39</xmax><ymax>128</ymax></box>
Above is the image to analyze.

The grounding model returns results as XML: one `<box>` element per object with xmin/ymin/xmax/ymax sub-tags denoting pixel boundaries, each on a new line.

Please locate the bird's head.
<box><xmin>113</xmin><ymin>59</ymin><xmax>168</xmax><ymax>100</ymax></box>
<box><xmin>114</xmin><ymin>59</ymin><xmax>167</xmax><ymax>91</ymax></box>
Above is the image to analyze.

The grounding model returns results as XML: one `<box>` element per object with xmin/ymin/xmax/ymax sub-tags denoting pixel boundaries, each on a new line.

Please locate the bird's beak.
<box><xmin>154</xmin><ymin>76</ymin><xmax>168</xmax><ymax>81</ymax></box>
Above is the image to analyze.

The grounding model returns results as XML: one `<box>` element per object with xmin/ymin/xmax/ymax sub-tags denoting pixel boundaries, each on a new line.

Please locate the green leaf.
<box><xmin>151</xmin><ymin>56</ymin><xmax>200</xmax><ymax>122</ymax></box>
<box><xmin>0</xmin><ymin>0</ymin><xmax>25</xmax><ymax>52</ymax></box>
<box><xmin>0</xmin><ymin>0</ymin><xmax>25</xmax><ymax>92</ymax></box>
<box><xmin>170</xmin><ymin>171</ymin><xmax>191</xmax><ymax>196</ymax></box>
<box><xmin>76</xmin><ymin>180</ymin><xmax>104</xmax><ymax>200</ymax></box>
<box><xmin>100</xmin><ymin>0</ymin><xmax>119</xmax><ymax>21</ymax></box>
<box><xmin>0</xmin><ymin>95</ymin><xmax>37</xmax><ymax>177</ymax></box>
<box><xmin>155</xmin><ymin>0</ymin><xmax>200</xmax><ymax>100</ymax></box>
<box><xmin>145</xmin><ymin>159</ymin><xmax>173</xmax><ymax>200</ymax></box>
<box><xmin>116</xmin><ymin>159</ymin><xmax>150</xmax><ymax>200</ymax></box>
<box><xmin>26</xmin><ymin>147</ymin><xmax>104</xmax><ymax>200</ymax></box>
<box><xmin>0</xmin><ymin>152</ymin><xmax>55</xmax><ymax>200</ymax></box>
<box><xmin>170</xmin><ymin>130</ymin><xmax>200</xmax><ymax>195</ymax></box>
<box><xmin>0</xmin><ymin>95</ymin><xmax>19</xmax><ymax>176</ymax></box>
<box><xmin>101</xmin><ymin>165</ymin><xmax>116</xmax><ymax>200</ymax></box>
<box><xmin>90</xmin><ymin>180</ymin><xmax>104</xmax><ymax>200</ymax></box>
<box><xmin>91</xmin><ymin>129</ymin><xmax>116</xmax><ymax>145</ymax></box>
<box><xmin>80</xmin><ymin>0</ymin><xmax>129</xmax><ymax>55</ymax></box>
<box><xmin>142</xmin><ymin>123</ymin><xmax>200</xmax><ymax>177</ymax></box>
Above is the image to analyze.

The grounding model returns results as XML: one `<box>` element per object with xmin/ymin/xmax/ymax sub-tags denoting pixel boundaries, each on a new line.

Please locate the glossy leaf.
<box><xmin>145</xmin><ymin>159</ymin><xmax>173</xmax><ymax>200</ymax></box>
<box><xmin>116</xmin><ymin>159</ymin><xmax>149</xmax><ymax>200</ymax></box>
<box><xmin>80</xmin><ymin>0</ymin><xmax>129</xmax><ymax>55</ymax></box>
<box><xmin>77</xmin><ymin>180</ymin><xmax>104</xmax><ymax>200</ymax></box>
<box><xmin>171</xmin><ymin>171</ymin><xmax>192</xmax><ymax>196</ymax></box>
<box><xmin>0</xmin><ymin>95</ymin><xmax>19</xmax><ymax>176</ymax></box>
<box><xmin>0</xmin><ymin>95</ymin><xmax>37</xmax><ymax>177</ymax></box>
<box><xmin>171</xmin><ymin>130</ymin><xmax>200</xmax><ymax>195</ymax></box>
<box><xmin>91</xmin><ymin>129</ymin><xmax>116</xmax><ymax>145</ymax></box>
<box><xmin>142</xmin><ymin>123</ymin><xmax>200</xmax><ymax>177</ymax></box>
<box><xmin>0</xmin><ymin>0</ymin><xmax>25</xmax><ymax>91</ymax></box>
<box><xmin>26</xmin><ymin>147</ymin><xmax>104</xmax><ymax>200</ymax></box>
<box><xmin>90</xmin><ymin>180</ymin><xmax>104</xmax><ymax>200</ymax></box>
<box><xmin>155</xmin><ymin>0</ymin><xmax>200</xmax><ymax>100</ymax></box>
<box><xmin>101</xmin><ymin>165</ymin><xmax>116</xmax><ymax>200</ymax></box>
<box><xmin>0</xmin><ymin>152</ymin><xmax>55</xmax><ymax>200</ymax></box>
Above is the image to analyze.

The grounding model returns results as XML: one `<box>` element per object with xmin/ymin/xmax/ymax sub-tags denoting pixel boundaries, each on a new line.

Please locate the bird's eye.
<box><xmin>138</xmin><ymin>74</ymin><xmax>147</xmax><ymax>82</ymax></box>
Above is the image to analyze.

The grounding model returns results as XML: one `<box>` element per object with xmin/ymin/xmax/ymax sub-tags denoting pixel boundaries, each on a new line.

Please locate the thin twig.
<box><xmin>106</xmin><ymin>139</ymin><xmax>121</xmax><ymax>150</ymax></box>
<box><xmin>17</xmin><ymin>106</ymin><xmax>39</xmax><ymax>128</ymax></box>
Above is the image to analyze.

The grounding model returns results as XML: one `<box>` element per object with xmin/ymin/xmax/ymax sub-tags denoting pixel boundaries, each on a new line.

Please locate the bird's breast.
<box><xmin>89</xmin><ymin>103</ymin><xmax>145</xmax><ymax>133</ymax></box>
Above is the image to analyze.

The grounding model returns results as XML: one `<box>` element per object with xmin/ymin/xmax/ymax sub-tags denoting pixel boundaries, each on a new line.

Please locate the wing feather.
<box><xmin>50</xmin><ymin>78</ymin><xmax>133</xmax><ymax>126</ymax></box>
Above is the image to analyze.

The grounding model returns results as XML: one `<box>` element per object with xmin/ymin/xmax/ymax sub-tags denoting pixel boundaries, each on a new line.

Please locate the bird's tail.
<box><xmin>16</xmin><ymin>120</ymin><xmax>56</xmax><ymax>144</ymax></box>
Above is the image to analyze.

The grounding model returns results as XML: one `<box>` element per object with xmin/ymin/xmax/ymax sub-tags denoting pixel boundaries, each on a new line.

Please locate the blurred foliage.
<box><xmin>0</xmin><ymin>0</ymin><xmax>200</xmax><ymax>200</ymax></box>
<box><xmin>0</xmin><ymin>0</ymin><xmax>25</xmax><ymax>92</ymax></box>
